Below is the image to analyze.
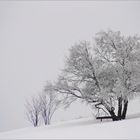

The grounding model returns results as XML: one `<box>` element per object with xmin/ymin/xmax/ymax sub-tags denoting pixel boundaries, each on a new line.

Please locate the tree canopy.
<box><xmin>53</xmin><ymin>30</ymin><xmax>140</xmax><ymax>121</ymax></box>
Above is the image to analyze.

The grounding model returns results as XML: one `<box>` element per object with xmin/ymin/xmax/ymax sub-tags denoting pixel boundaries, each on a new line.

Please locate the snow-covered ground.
<box><xmin>0</xmin><ymin>115</ymin><xmax>140</xmax><ymax>139</ymax></box>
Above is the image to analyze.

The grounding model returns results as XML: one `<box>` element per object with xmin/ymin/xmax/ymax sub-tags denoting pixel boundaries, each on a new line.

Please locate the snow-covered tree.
<box><xmin>54</xmin><ymin>31</ymin><xmax>140</xmax><ymax>121</ymax></box>
<box><xmin>54</xmin><ymin>41</ymin><xmax>117</xmax><ymax>120</ymax></box>
<box><xmin>95</xmin><ymin>30</ymin><xmax>140</xmax><ymax>119</ymax></box>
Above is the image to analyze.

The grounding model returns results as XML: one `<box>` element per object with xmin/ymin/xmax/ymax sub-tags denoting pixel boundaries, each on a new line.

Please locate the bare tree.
<box><xmin>40</xmin><ymin>82</ymin><xmax>62</xmax><ymax>125</ymax></box>
<box><xmin>25</xmin><ymin>96</ymin><xmax>41</xmax><ymax>127</ymax></box>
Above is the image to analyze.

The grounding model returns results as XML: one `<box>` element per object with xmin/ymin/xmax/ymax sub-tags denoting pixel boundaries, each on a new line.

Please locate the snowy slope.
<box><xmin>0</xmin><ymin>116</ymin><xmax>140</xmax><ymax>139</ymax></box>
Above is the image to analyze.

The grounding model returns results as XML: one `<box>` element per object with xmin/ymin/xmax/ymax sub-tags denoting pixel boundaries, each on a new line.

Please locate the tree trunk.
<box><xmin>118</xmin><ymin>97</ymin><xmax>122</xmax><ymax>120</ymax></box>
<box><xmin>108</xmin><ymin>109</ymin><xmax>118</xmax><ymax>121</ymax></box>
<box><xmin>45</xmin><ymin>117</ymin><xmax>48</xmax><ymax>125</ymax></box>
<box><xmin>47</xmin><ymin>117</ymin><xmax>50</xmax><ymax>125</ymax></box>
<box><xmin>43</xmin><ymin>111</ymin><xmax>48</xmax><ymax>125</ymax></box>
<box><xmin>122</xmin><ymin>99</ymin><xmax>128</xmax><ymax>119</ymax></box>
<box><xmin>34</xmin><ymin>112</ymin><xmax>38</xmax><ymax>127</ymax></box>
<box><xmin>101</xmin><ymin>101</ymin><xmax>118</xmax><ymax>121</ymax></box>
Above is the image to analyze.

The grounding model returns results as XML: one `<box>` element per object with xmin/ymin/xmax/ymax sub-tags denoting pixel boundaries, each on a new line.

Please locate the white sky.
<box><xmin>0</xmin><ymin>1</ymin><xmax>140</xmax><ymax>132</ymax></box>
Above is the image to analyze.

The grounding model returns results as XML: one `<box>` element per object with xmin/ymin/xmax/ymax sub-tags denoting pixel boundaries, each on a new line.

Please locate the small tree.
<box><xmin>25</xmin><ymin>96</ymin><xmax>41</xmax><ymax>127</ymax></box>
<box><xmin>40</xmin><ymin>82</ymin><xmax>61</xmax><ymax>125</ymax></box>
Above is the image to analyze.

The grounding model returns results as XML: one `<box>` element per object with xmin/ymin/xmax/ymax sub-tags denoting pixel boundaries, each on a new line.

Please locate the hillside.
<box><xmin>0</xmin><ymin>116</ymin><xmax>140</xmax><ymax>139</ymax></box>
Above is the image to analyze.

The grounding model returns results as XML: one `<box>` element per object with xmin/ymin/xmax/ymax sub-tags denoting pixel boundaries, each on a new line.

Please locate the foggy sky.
<box><xmin>0</xmin><ymin>1</ymin><xmax>140</xmax><ymax>132</ymax></box>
